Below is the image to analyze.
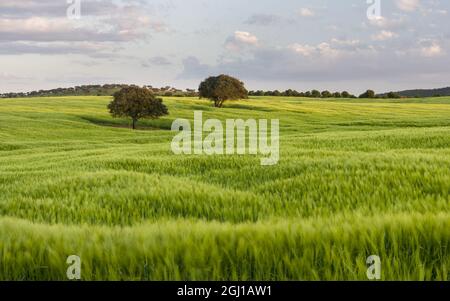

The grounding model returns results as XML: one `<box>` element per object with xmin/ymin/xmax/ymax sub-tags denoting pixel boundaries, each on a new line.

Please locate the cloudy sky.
<box><xmin>1</xmin><ymin>0</ymin><xmax>449</xmax><ymax>93</ymax></box>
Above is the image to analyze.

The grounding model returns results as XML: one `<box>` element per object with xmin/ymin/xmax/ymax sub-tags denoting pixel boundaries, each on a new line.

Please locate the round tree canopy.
<box><xmin>198</xmin><ymin>75</ymin><xmax>248</xmax><ymax>107</ymax></box>
<box><xmin>108</xmin><ymin>86</ymin><xmax>168</xmax><ymax>129</ymax></box>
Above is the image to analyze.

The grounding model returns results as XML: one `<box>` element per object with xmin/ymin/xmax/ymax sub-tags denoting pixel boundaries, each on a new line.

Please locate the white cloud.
<box><xmin>368</xmin><ymin>16</ymin><xmax>405</xmax><ymax>29</ymax></box>
<box><xmin>299</xmin><ymin>8</ymin><xmax>315</xmax><ymax>17</ymax></box>
<box><xmin>225</xmin><ymin>31</ymin><xmax>258</xmax><ymax>51</ymax></box>
<box><xmin>0</xmin><ymin>41</ymin><xmax>122</xmax><ymax>58</ymax></box>
<box><xmin>395</xmin><ymin>0</ymin><xmax>420</xmax><ymax>12</ymax></box>
<box><xmin>372</xmin><ymin>30</ymin><xmax>398</xmax><ymax>41</ymax></box>
<box><xmin>289</xmin><ymin>38</ymin><xmax>370</xmax><ymax>59</ymax></box>
<box><xmin>289</xmin><ymin>42</ymin><xmax>351</xmax><ymax>59</ymax></box>
<box><xmin>0</xmin><ymin>0</ymin><xmax>168</xmax><ymax>57</ymax></box>
<box><xmin>330</xmin><ymin>38</ymin><xmax>361</xmax><ymax>46</ymax></box>
<box><xmin>0</xmin><ymin>17</ymin><xmax>72</xmax><ymax>34</ymax></box>
<box><xmin>0</xmin><ymin>15</ymin><xmax>157</xmax><ymax>43</ymax></box>
<box><xmin>421</xmin><ymin>42</ymin><xmax>443</xmax><ymax>57</ymax></box>
<box><xmin>289</xmin><ymin>44</ymin><xmax>316</xmax><ymax>56</ymax></box>
<box><xmin>234</xmin><ymin>31</ymin><xmax>258</xmax><ymax>45</ymax></box>
<box><xmin>315</xmin><ymin>43</ymin><xmax>341</xmax><ymax>58</ymax></box>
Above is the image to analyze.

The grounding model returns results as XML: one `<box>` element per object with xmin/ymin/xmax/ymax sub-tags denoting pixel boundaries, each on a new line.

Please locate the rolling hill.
<box><xmin>0</xmin><ymin>95</ymin><xmax>449</xmax><ymax>280</ymax></box>
<box><xmin>387</xmin><ymin>86</ymin><xmax>450</xmax><ymax>98</ymax></box>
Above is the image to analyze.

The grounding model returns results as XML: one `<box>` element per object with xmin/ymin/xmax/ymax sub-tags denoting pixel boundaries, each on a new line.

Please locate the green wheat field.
<box><xmin>0</xmin><ymin>95</ymin><xmax>449</xmax><ymax>280</ymax></box>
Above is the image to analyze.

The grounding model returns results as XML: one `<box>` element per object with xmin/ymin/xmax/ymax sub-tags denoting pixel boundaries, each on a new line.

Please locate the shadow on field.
<box><xmin>79</xmin><ymin>116</ymin><xmax>172</xmax><ymax>131</ymax></box>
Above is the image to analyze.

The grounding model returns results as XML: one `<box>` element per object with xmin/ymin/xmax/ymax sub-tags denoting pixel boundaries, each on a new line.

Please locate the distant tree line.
<box><xmin>0</xmin><ymin>84</ymin><xmax>199</xmax><ymax>98</ymax></box>
<box><xmin>249</xmin><ymin>89</ymin><xmax>357</xmax><ymax>98</ymax></box>
<box><xmin>144</xmin><ymin>86</ymin><xmax>198</xmax><ymax>97</ymax></box>
<box><xmin>358</xmin><ymin>90</ymin><xmax>402</xmax><ymax>99</ymax></box>
<box><xmin>3</xmin><ymin>80</ymin><xmax>438</xmax><ymax>100</ymax></box>
<box><xmin>248</xmin><ymin>89</ymin><xmax>404</xmax><ymax>99</ymax></box>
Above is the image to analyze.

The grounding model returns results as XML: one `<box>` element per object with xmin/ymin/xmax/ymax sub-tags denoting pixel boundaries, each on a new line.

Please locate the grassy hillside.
<box><xmin>392</xmin><ymin>87</ymin><xmax>450</xmax><ymax>98</ymax></box>
<box><xmin>0</xmin><ymin>96</ymin><xmax>449</xmax><ymax>280</ymax></box>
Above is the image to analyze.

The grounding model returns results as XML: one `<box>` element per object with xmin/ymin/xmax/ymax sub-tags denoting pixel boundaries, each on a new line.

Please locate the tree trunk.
<box><xmin>132</xmin><ymin>118</ymin><xmax>137</xmax><ymax>130</ymax></box>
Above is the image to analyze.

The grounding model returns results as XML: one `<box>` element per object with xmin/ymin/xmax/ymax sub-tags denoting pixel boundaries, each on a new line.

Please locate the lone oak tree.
<box><xmin>108</xmin><ymin>87</ymin><xmax>168</xmax><ymax>130</ymax></box>
<box><xmin>198</xmin><ymin>75</ymin><xmax>248</xmax><ymax>108</ymax></box>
